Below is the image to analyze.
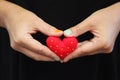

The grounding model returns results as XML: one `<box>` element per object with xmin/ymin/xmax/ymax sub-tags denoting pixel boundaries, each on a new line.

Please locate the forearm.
<box><xmin>112</xmin><ymin>2</ymin><xmax>120</xmax><ymax>31</ymax></box>
<box><xmin>103</xmin><ymin>2</ymin><xmax>120</xmax><ymax>31</ymax></box>
<box><xmin>108</xmin><ymin>2</ymin><xmax>120</xmax><ymax>26</ymax></box>
<box><xmin>107</xmin><ymin>2</ymin><xmax>120</xmax><ymax>18</ymax></box>
<box><xmin>0</xmin><ymin>0</ymin><xmax>26</xmax><ymax>28</ymax></box>
<box><xmin>0</xmin><ymin>0</ymin><xmax>6</xmax><ymax>27</ymax></box>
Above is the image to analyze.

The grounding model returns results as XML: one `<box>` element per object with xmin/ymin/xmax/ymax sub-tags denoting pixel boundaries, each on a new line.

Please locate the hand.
<box><xmin>63</xmin><ymin>2</ymin><xmax>120</xmax><ymax>62</ymax></box>
<box><xmin>2</xmin><ymin>1</ymin><xmax>63</xmax><ymax>61</ymax></box>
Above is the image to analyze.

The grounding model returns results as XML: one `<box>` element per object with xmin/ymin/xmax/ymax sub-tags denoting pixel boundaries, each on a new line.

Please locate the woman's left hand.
<box><xmin>63</xmin><ymin>2</ymin><xmax>120</xmax><ymax>62</ymax></box>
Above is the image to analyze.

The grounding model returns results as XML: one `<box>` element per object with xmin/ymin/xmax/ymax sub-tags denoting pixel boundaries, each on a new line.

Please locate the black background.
<box><xmin>0</xmin><ymin>0</ymin><xmax>120</xmax><ymax>80</ymax></box>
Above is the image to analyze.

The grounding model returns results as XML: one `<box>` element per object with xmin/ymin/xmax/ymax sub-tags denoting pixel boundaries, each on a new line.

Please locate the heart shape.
<box><xmin>46</xmin><ymin>36</ymin><xmax>78</xmax><ymax>59</ymax></box>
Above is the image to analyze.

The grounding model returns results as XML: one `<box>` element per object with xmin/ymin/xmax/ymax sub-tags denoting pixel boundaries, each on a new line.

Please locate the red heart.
<box><xmin>46</xmin><ymin>36</ymin><xmax>78</xmax><ymax>60</ymax></box>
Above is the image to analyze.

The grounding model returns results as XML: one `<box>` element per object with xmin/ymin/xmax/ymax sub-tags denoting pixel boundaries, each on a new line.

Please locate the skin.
<box><xmin>0</xmin><ymin>1</ymin><xmax>63</xmax><ymax>61</ymax></box>
<box><xmin>0</xmin><ymin>1</ymin><xmax>120</xmax><ymax>62</ymax></box>
<box><xmin>63</xmin><ymin>2</ymin><xmax>120</xmax><ymax>62</ymax></box>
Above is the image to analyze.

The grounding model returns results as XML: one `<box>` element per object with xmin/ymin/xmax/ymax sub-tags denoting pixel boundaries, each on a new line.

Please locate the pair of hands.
<box><xmin>2</xmin><ymin>1</ymin><xmax>120</xmax><ymax>62</ymax></box>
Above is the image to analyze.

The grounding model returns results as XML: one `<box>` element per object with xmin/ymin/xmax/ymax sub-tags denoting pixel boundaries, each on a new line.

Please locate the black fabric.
<box><xmin>0</xmin><ymin>0</ymin><xmax>120</xmax><ymax>80</ymax></box>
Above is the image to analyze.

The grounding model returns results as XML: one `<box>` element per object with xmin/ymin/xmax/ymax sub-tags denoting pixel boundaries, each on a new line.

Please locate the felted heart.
<box><xmin>46</xmin><ymin>36</ymin><xmax>78</xmax><ymax>60</ymax></box>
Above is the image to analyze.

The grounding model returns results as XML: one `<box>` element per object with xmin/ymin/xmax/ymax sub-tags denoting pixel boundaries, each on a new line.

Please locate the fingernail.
<box><xmin>60</xmin><ymin>60</ymin><xmax>64</xmax><ymax>63</ymax></box>
<box><xmin>55</xmin><ymin>29</ymin><xmax>62</xmax><ymax>33</ymax></box>
<box><xmin>64</xmin><ymin>29</ymin><xmax>72</xmax><ymax>36</ymax></box>
<box><xmin>54</xmin><ymin>57</ymin><xmax>60</xmax><ymax>61</ymax></box>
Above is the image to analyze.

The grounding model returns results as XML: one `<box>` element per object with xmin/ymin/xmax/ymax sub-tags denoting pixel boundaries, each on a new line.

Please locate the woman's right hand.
<box><xmin>0</xmin><ymin>1</ymin><xmax>63</xmax><ymax>61</ymax></box>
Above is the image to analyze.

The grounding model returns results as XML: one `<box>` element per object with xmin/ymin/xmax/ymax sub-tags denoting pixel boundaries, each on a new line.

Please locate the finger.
<box><xmin>19</xmin><ymin>34</ymin><xmax>60</xmax><ymax>61</ymax></box>
<box><xmin>64</xmin><ymin>37</ymin><xmax>103</xmax><ymax>62</ymax></box>
<box><xmin>36</xmin><ymin>19</ymin><xmax>63</xmax><ymax>36</ymax></box>
<box><xmin>77</xmin><ymin>40</ymin><xmax>89</xmax><ymax>47</ymax></box>
<box><xmin>16</xmin><ymin>46</ymin><xmax>54</xmax><ymax>61</ymax></box>
<box><xmin>64</xmin><ymin>19</ymin><xmax>92</xmax><ymax>37</ymax></box>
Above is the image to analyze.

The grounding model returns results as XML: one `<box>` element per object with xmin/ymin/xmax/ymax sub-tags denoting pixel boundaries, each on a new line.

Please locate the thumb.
<box><xmin>36</xmin><ymin>21</ymin><xmax>63</xmax><ymax>37</ymax></box>
<box><xmin>64</xmin><ymin>20</ymin><xmax>92</xmax><ymax>37</ymax></box>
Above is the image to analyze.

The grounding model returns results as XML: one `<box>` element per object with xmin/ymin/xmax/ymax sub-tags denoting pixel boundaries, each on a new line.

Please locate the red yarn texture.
<box><xmin>46</xmin><ymin>36</ymin><xmax>78</xmax><ymax>59</ymax></box>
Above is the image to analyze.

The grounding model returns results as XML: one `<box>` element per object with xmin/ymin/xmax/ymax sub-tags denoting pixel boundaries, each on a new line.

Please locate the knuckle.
<box><xmin>33</xmin><ymin>56</ymin><xmax>41</xmax><ymax>61</ymax></box>
<box><xmin>37</xmin><ymin>46</ymin><xmax>50</xmax><ymax>57</ymax></box>
<box><xmin>102</xmin><ymin>41</ymin><xmax>113</xmax><ymax>53</ymax></box>
<box><xmin>80</xmin><ymin>49</ymin><xmax>88</xmax><ymax>55</ymax></box>
<box><xmin>10</xmin><ymin>36</ymin><xmax>23</xmax><ymax>50</ymax></box>
<box><xmin>103</xmin><ymin>46</ymin><xmax>113</xmax><ymax>53</ymax></box>
<box><xmin>29</xmin><ymin>54</ymin><xmax>42</xmax><ymax>61</ymax></box>
<box><xmin>10</xmin><ymin>42</ymin><xmax>19</xmax><ymax>51</ymax></box>
<box><xmin>30</xmin><ymin>49</ymin><xmax>44</xmax><ymax>61</ymax></box>
<box><xmin>14</xmin><ymin>36</ymin><xmax>23</xmax><ymax>45</ymax></box>
<box><xmin>76</xmin><ymin>29</ymin><xmax>80</xmax><ymax>36</ymax></box>
<box><xmin>37</xmin><ymin>47</ymin><xmax>44</xmax><ymax>53</ymax></box>
<box><xmin>72</xmin><ymin>27</ymin><xmax>81</xmax><ymax>37</ymax></box>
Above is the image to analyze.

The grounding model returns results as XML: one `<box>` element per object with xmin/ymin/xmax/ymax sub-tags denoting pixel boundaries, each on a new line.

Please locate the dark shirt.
<box><xmin>0</xmin><ymin>0</ymin><xmax>120</xmax><ymax>80</ymax></box>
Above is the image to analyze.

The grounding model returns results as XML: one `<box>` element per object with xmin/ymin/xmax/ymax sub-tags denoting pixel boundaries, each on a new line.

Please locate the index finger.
<box><xmin>63</xmin><ymin>37</ymin><xmax>104</xmax><ymax>62</ymax></box>
<box><xmin>19</xmin><ymin>34</ymin><xmax>60</xmax><ymax>61</ymax></box>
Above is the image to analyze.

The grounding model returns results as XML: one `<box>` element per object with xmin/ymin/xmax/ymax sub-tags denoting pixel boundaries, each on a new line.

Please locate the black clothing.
<box><xmin>0</xmin><ymin>0</ymin><xmax>120</xmax><ymax>80</ymax></box>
